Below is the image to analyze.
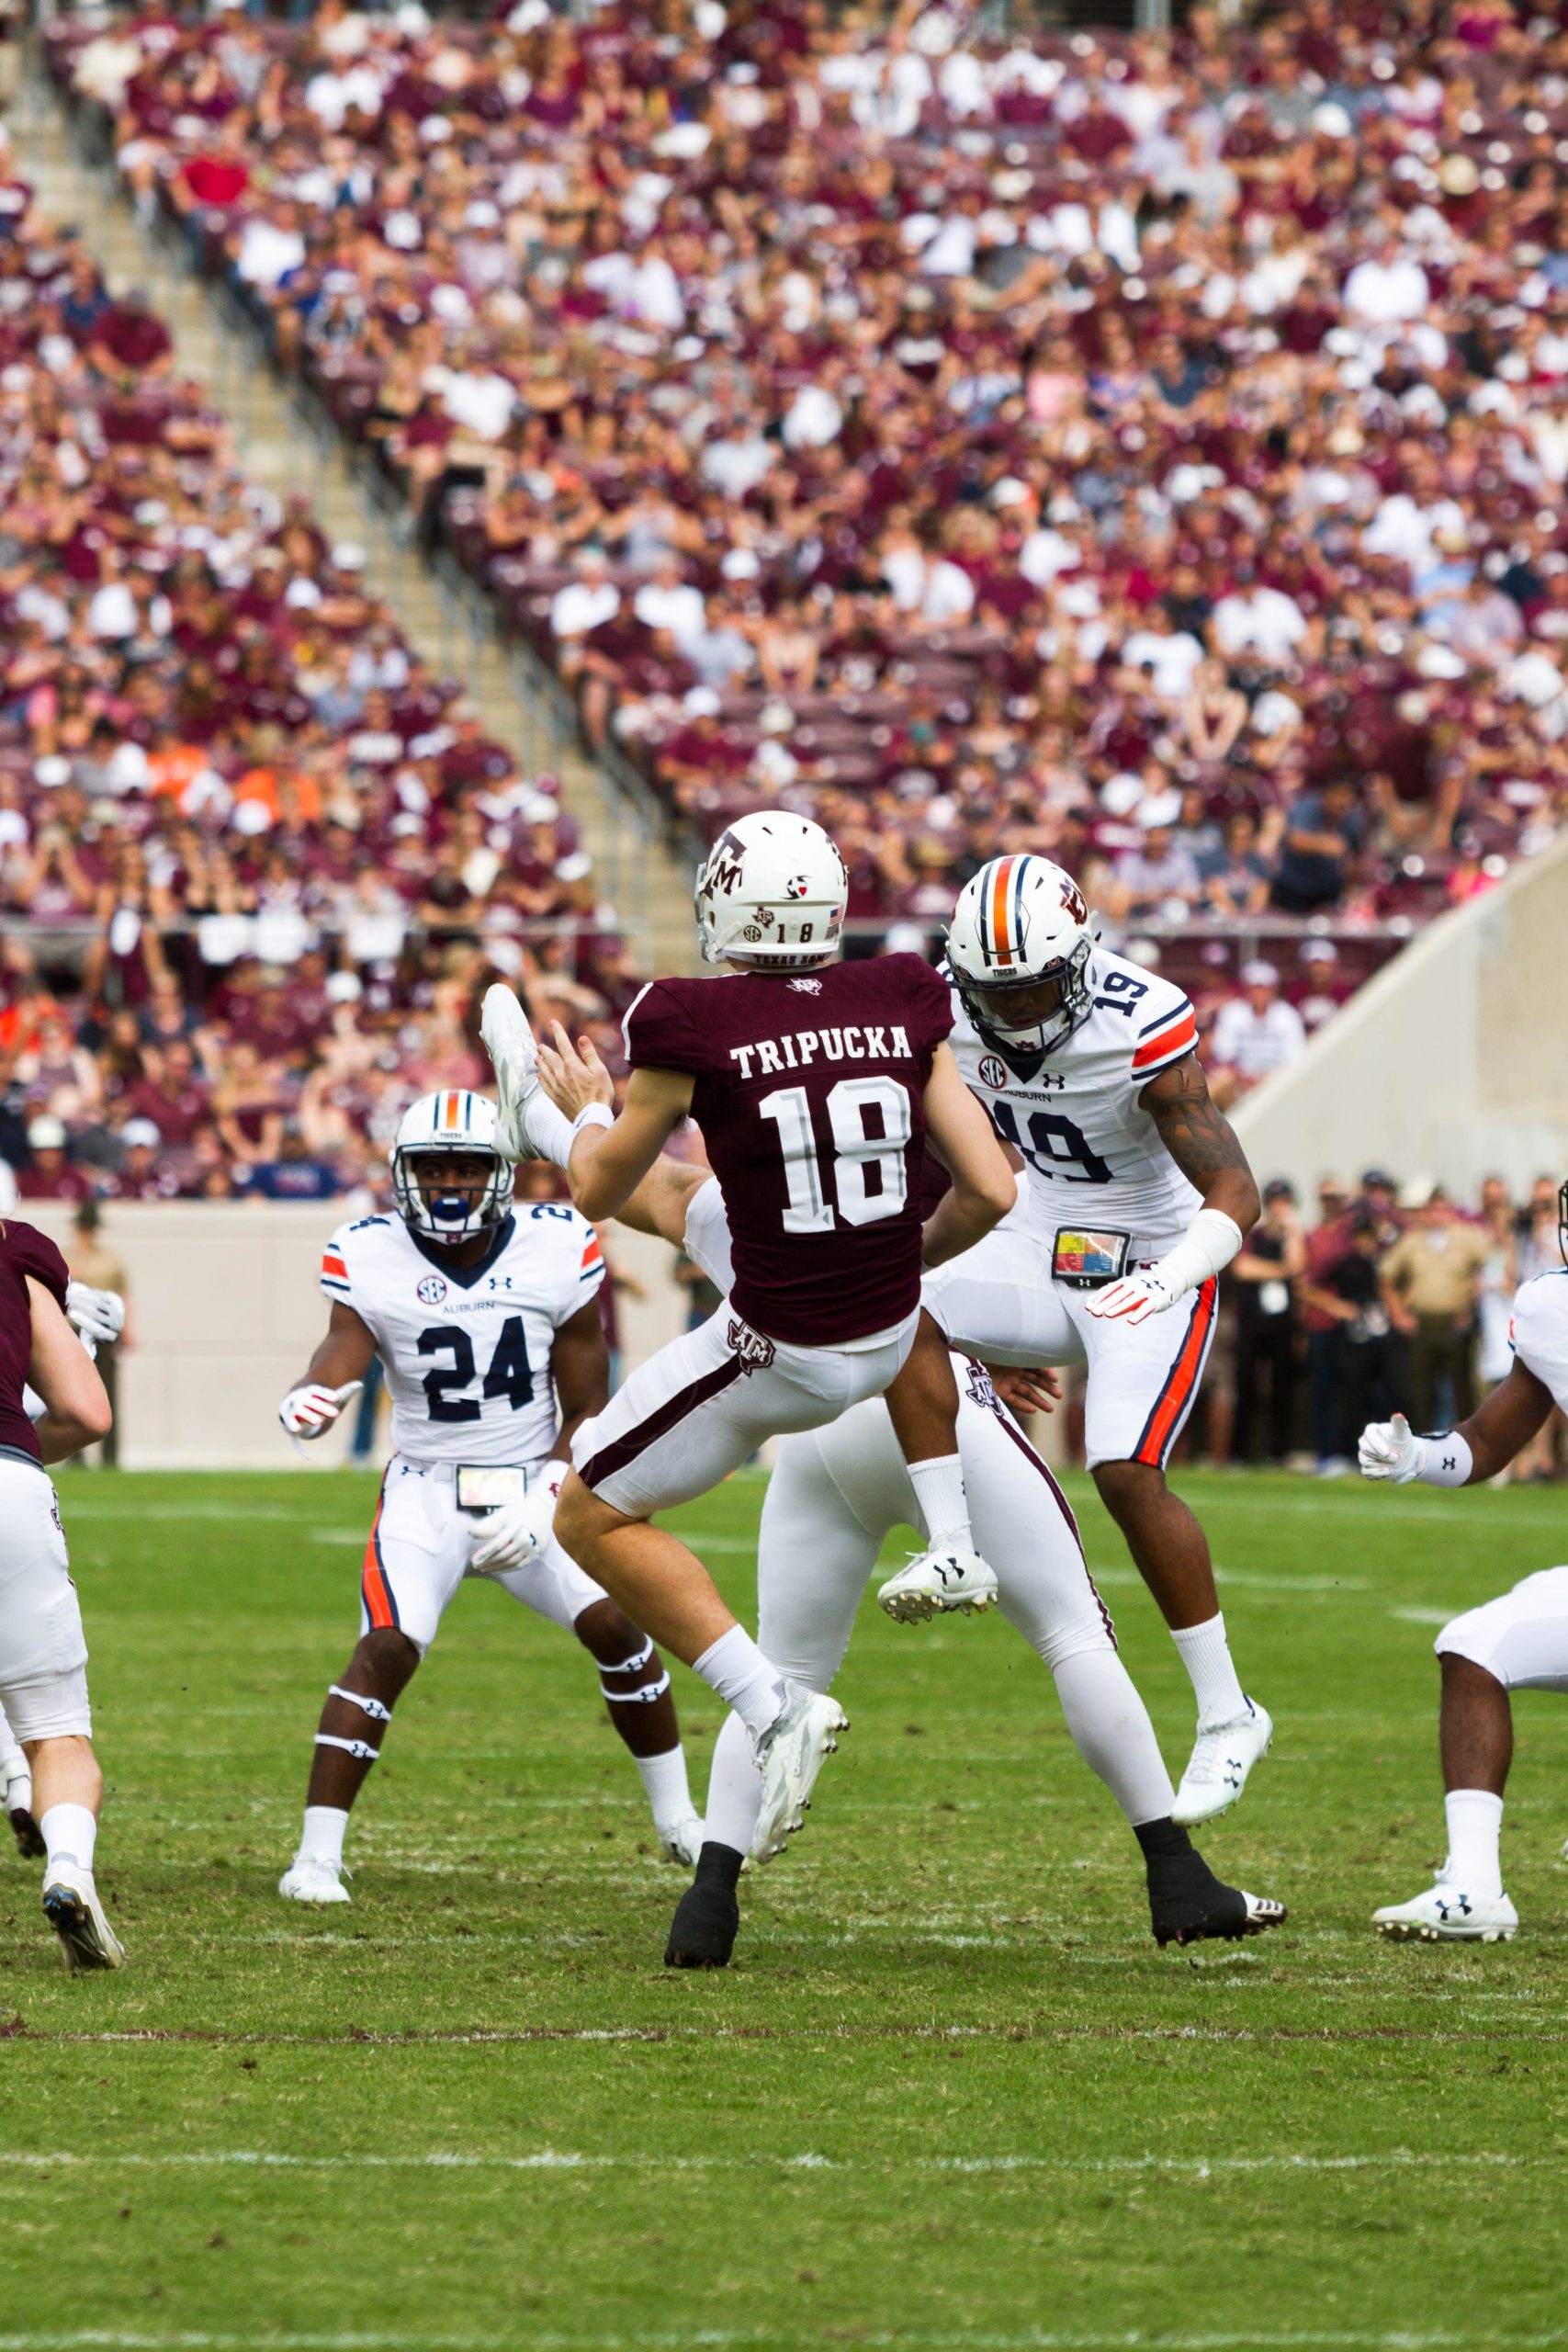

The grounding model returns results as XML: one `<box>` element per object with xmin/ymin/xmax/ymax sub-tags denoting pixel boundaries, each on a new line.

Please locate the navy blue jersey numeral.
<box><xmin>417</xmin><ymin>1317</ymin><xmax>535</xmax><ymax>1420</ymax></box>
<box><xmin>482</xmin><ymin>1316</ymin><xmax>534</xmax><ymax>1409</ymax></box>
<box><xmin>1093</xmin><ymin>972</ymin><xmax>1148</xmax><ymax>1018</ymax></box>
<box><xmin>990</xmin><ymin>1098</ymin><xmax>1113</xmax><ymax>1185</ymax></box>
<box><xmin>530</xmin><ymin>1203</ymin><xmax>576</xmax><ymax>1222</ymax></box>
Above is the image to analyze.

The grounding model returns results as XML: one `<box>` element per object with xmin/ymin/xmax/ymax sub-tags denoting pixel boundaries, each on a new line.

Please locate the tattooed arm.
<box><xmin>1138</xmin><ymin>1055</ymin><xmax>1261</xmax><ymax>1235</ymax></box>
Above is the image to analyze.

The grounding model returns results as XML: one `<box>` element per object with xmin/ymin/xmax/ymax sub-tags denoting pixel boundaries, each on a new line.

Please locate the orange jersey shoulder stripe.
<box><xmin>1132</xmin><ymin>1012</ymin><xmax>1197</xmax><ymax>1072</ymax></box>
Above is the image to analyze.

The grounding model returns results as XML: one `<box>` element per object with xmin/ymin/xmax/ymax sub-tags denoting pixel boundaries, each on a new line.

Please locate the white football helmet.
<box><xmin>694</xmin><ymin>811</ymin><xmax>848</xmax><ymax>970</ymax></box>
<box><xmin>945</xmin><ymin>855</ymin><xmax>1095</xmax><ymax>1058</ymax></box>
<box><xmin>390</xmin><ymin>1090</ymin><xmax>514</xmax><ymax>1245</ymax></box>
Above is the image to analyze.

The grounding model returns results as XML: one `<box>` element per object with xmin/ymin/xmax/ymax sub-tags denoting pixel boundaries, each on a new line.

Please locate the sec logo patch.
<box><xmin>416</xmin><ymin>1274</ymin><xmax>448</xmax><ymax>1306</ymax></box>
<box><xmin>977</xmin><ymin>1056</ymin><xmax>1008</xmax><ymax>1090</ymax></box>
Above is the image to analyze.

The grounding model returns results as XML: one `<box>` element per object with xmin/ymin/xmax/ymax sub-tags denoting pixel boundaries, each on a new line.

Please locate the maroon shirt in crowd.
<box><xmin>0</xmin><ymin>1219</ymin><xmax>70</xmax><ymax>1463</ymax></box>
<box><xmin>624</xmin><ymin>954</ymin><xmax>952</xmax><ymax>1345</ymax></box>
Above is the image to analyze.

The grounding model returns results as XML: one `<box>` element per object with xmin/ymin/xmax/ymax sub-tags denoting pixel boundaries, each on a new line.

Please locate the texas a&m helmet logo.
<box><xmin>977</xmin><ymin>1055</ymin><xmax>1009</xmax><ymax>1091</ymax></box>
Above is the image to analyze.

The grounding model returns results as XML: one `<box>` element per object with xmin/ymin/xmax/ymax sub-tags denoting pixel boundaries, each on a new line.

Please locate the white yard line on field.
<box><xmin>0</xmin><ymin>2148</ymin><xmax>1543</xmax><ymax>2179</ymax></box>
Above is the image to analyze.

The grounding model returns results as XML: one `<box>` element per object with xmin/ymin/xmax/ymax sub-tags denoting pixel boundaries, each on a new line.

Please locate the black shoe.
<box><xmin>8</xmin><ymin>1805</ymin><xmax>44</xmax><ymax>1861</ymax></box>
<box><xmin>664</xmin><ymin>1841</ymin><xmax>742</xmax><ymax>1970</ymax></box>
<box><xmin>1138</xmin><ymin>1815</ymin><xmax>1289</xmax><ymax>1949</ymax></box>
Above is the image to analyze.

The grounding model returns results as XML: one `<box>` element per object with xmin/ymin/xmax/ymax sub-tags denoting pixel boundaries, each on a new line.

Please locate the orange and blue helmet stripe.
<box><xmin>982</xmin><ymin>855</ymin><xmax>1027</xmax><ymax>969</ymax></box>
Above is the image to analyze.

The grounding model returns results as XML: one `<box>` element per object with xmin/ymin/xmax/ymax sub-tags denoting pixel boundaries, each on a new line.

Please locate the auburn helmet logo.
<box><xmin>1059</xmin><ymin>877</ymin><xmax>1088</xmax><ymax>924</ymax></box>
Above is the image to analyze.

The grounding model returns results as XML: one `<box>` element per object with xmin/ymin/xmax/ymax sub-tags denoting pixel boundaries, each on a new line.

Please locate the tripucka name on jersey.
<box><xmin>728</xmin><ymin>1024</ymin><xmax>914</xmax><ymax>1080</ymax></box>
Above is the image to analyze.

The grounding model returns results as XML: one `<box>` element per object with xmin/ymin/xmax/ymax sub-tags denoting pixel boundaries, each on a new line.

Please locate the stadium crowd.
<box><xmin>45</xmin><ymin>0</ymin><xmax>1568</xmax><ymax>1032</ymax></box>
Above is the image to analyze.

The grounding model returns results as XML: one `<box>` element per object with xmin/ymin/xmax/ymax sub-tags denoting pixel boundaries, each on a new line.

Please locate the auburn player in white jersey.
<box><xmin>513</xmin><ymin>1121</ymin><xmax>1285</xmax><ymax>1968</ymax></box>
<box><xmin>273</xmin><ymin>1089</ymin><xmax>701</xmax><ymax>1904</ymax></box>
<box><xmin>922</xmin><ymin>854</ymin><xmax>1272</xmax><ymax>1827</ymax></box>
<box><xmin>1362</xmin><ymin>1182</ymin><xmax>1568</xmax><ymax>1943</ymax></box>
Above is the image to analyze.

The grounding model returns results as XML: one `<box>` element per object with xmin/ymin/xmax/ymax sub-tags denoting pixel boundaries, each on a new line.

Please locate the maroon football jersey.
<box><xmin>0</xmin><ymin>1219</ymin><xmax>70</xmax><ymax>1464</ymax></box>
<box><xmin>624</xmin><ymin>955</ymin><xmax>953</xmax><ymax>1344</ymax></box>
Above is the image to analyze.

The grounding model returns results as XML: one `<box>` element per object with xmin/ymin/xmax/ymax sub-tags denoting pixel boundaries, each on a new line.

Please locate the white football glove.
<box><xmin>66</xmin><ymin>1281</ymin><xmax>125</xmax><ymax>1351</ymax></box>
<box><xmin>1083</xmin><ymin>1268</ymin><xmax>1180</xmax><ymax>1326</ymax></box>
<box><xmin>278</xmin><ymin>1380</ymin><xmax>364</xmax><ymax>1439</ymax></box>
<box><xmin>468</xmin><ymin>1466</ymin><xmax>564</xmax><ymax>1577</ymax></box>
<box><xmin>1358</xmin><ymin>1412</ymin><xmax>1423</xmax><ymax>1483</ymax></box>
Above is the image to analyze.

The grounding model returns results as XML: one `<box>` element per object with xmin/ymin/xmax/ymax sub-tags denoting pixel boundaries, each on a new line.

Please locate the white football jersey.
<box><xmin>320</xmin><ymin>1205</ymin><xmax>605</xmax><ymax>1466</ymax></box>
<box><xmin>1510</xmin><ymin>1266</ymin><xmax>1568</xmax><ymax>1414</ymax></box>
<box><xmin>949</xmin><ymin>946</ymin><xmax>1201</xmax><ymax>1257</ymax></box>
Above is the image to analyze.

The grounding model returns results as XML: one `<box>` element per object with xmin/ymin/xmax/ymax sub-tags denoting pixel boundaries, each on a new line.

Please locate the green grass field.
<box><xmin>4</xmin><ymin>1464</ymin><xmax>1568</xmax><ymax>2352</ymax></box>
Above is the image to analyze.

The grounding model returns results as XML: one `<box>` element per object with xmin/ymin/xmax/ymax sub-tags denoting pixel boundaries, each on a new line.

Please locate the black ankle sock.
<box><xmin>694</xmin><ymin>1839</ymin><xmax>744</xmax><ymax>1891</ymax></box>
<box><xmin>1134</xmin><ymin>1815</ymin><xmax>1195</xmax><ymax>1864</ymax></box>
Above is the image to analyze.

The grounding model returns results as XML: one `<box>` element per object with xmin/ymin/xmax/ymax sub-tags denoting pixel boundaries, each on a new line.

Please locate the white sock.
<box><xmin>1051</xmin><ymin>1648</ymin><xmax>1176</xmax><ymax>1826</ymax></box>
<box><xmin>40</xmin><ymin>1802</ymin><xmax>97</xmax><ymax>1877</ymax></box>
<box><xmin>525</xmin><ymin>1090</ymin><xmax>578</xmax><ymax>1170</ymax></box>
<box><xmin>299</xmin><ymin>1804</ymin><xmax>349</xmax><ymax>1870</ymax></box>
<box><xmin>635</xmin><ymin>1744</ymin><xmax>694</xmax><ymax>1836</ymax></box>
<box><xmin>907</xmin><ymin>1454</ymin><xmax>973</xmax><ymax>1551</ymax></box>
<box><xmin>692</xmin><ymin>1625</ymin><xmax>786</xmax><ymax>1737</ymax></box>
<box><xmin>1170</xmin><ymin>1612</ymin><xmax>1248</xmax><ymax>1729</ymax></box>
<box><xmin>704</xmin><ymin>1711</ymin><xmax>764</xmax><ymax>1856</ymax></box>
<box><xmin>1443</xmin><ymin>1788</ymin><xmax>1504</xmax><ymax>1898</ymax></box>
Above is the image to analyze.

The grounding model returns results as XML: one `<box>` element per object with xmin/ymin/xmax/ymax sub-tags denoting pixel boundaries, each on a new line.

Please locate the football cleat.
<box><xmin>278</xmin><ymin>1856</ymin><xmax>352</xmax><ymax>1905</ymax></box>
<box><xmin>664</xmin><ymin>1845</ymin><xmax>743</xmax><ymax>1970</ymax></box>
<box><xmin>1171</xmin><ymin>1700</ymin><xmax>1273</xmax><ymax>1827</ymax></box>
<box><xmin>479</xmin><ymin>983</ymin><xmax>546</xmax><ymax>1163</ymax></box>
<box><xmin>750</xmin><ymin>1683</ymin><xmax>847</xmax><ymax>1863</ymax></box>
<box><xmin>1149</xmin><ymin>1844</ymin><xmax>1289</xmax><ymax>1949</ymax></box>
<box><xmin>1373</xmin><ymin>1883</ymin><xmax>1518</xmax><ymax>1943</ymax></box>
<box><xmin>659</xmin><ymin>1815</ymin><xmax>706</xmax><ymax>1869</ymax></box>
<box><xmin>41</xmin><ymin>1866</ymin><xmax>126</xmax><ymax>1974</ymax></box>
<box><xmin>877</xmin><ymin>1546</ymin><xmax>999</xmax><ymax>1624</ymax></box>
<box><xmin>2</xmin><ymin>1752</ymin><xmax>43</xmax><ymax>1860</ymax></box>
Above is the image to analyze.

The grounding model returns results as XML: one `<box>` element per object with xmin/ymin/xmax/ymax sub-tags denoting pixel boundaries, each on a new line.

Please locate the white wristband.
<box><xmin>1151</xmin><ymin>1206</ymin><xmax>1245</xmax><ymax>1301</ymax></box>
<box><xmin>571</xmin><ymin>1102</ymin><xmax>614</xmax><ymax>1136</ymax></box>
<box><xmin>1416</xmin><ymin>1431</ymin><xmax>1472</xmax><ymax>1487</ymax></box>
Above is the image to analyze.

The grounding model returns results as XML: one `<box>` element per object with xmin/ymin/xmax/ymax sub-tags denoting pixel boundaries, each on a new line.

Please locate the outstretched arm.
<box><xmin>534</xmin><ymin>1026</ymin><xmax>709</xmax><ymax>1245</ymax></box>
<box><xmin>1138</xmin><ymin>1053</ymin><xmax>1261</xmax><ymax>1234</ymax></box>
<box><xmin>919</xmin><ymin>1042</ymin><xmax>1020</xmax><ymax>1268</ymax></box>
<box><xmin>537</xmin><ymin>1023</ymin><xmax>695</xmax><ymax>1223</ymax></box>
<box><xmin>1360</xmin><ymin>1355</ymin><xmax>1552</xmax><ymax>1487</ymax></box>
<box><xmin>27</xmin><ymin>1278</ymin><xmax>113</xmax><ymax>1464</ymax></box>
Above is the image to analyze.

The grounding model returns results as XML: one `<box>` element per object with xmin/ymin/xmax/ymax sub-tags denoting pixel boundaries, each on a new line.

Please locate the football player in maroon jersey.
<box><xmin>481</xmin><ymin>810</ymin><xmax>1017</xmax><ymax>1908</ymax></box>
<box><xmin>0</xmin><ymin>1220</ymin><xmax>122</xmax><ymax>1973</ymax></box>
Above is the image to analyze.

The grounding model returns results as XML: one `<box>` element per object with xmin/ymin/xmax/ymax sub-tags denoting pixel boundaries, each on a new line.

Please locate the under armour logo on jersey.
<box><xmin>788</xmin><ymin>975</ymin><xmax>822</xmax><ymax>995</ymax></box>
<box><xmin>728</xmin><ymin>1317</ymin><xmax>777</xmax><ymax>1374</ymax></box>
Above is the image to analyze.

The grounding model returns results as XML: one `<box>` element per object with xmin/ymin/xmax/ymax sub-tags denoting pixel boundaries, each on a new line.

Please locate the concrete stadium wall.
<box><xmin>18</xmin><ymin>1200</ymin><xmax>688</xmax><ymax>1470</ymax></box>
<box><xmin>1234</xmin><ymin>831</ymin><xmax>1568</xmax><ymax>1198</ymax></box>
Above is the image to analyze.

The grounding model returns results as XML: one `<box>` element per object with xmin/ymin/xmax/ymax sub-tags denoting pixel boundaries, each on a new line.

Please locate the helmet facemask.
<box><xmin>953</xmin><ymin>934</ymin><xmax>1093</xmax><ymax>1060</ymax></box>
<box><xmin>391</xmin><ymin>1145</ymin><xmax>513</xmax><ymax>1246</ymax></box>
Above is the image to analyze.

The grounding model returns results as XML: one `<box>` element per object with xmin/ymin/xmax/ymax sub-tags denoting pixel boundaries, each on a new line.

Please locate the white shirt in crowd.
<box><xmin>549</xmin><ymin>577</ymin><xmax>621</xmax><ymax>639</ymax></box>
<box><xmin>1210</xmin><ymin>996</ymin><xmax>1307</xmax><ymax>1080</ymax></box>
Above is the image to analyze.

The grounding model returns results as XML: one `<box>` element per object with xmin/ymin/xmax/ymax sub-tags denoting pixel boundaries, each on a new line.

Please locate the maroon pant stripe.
<box><xmin>991</xmin><ymin>1405</ymin><xmax>1118</xmax><ymax>1652</ymax></box>
<box><xmin>579</xmin><ymin>1353</ymin><xmax>744</xmax><ymax>1494</ymax></box>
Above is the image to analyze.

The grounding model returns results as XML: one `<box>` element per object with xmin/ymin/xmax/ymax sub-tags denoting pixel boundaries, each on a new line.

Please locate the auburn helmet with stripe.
<box><xmin>389</xmin><ymin>1090</ymin><xmax>514</xmax><ymax>1244</ymax></box>
<box><xmin>945</xmin><ymin>855</ymin><xmax>1095</xmax><ymax>1058</ymax></box>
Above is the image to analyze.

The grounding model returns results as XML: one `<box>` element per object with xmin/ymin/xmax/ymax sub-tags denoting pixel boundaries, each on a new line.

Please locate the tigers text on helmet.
<box><xmin>694</xmin><ymin>810</ymin><xmax>848</xmax><ymax>971</ymax></box>
<box><xmin>390</xmin><ymin>1090</ymin><xmax>514</xmax><ymax>1246</ymax></box>
<box><xmin>945</xmin><ymin>855</ymin><xmax>1095</xmax><ymax>1059</ymax></box>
